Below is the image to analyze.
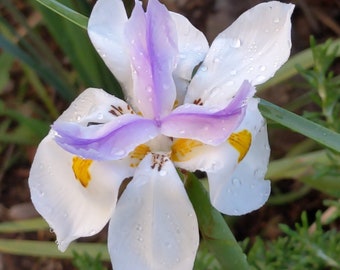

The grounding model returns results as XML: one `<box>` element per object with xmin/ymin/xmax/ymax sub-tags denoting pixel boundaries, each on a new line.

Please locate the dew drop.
<box><xmin>213</xmin><ymin>57</ymin><xmax>221</xmax><ymax>63</ymax></box>
<box><xmin>273</xmin><ymin>17</ymin><xmax>280</xmax><ymax>23</ymax></box>
<box><xmin>232</xmin><ymin>178</ymin><xmax>242</xmax><ymax>186</ymax></box>
<box><xmin>200</xmin><ymin>65</ymin><xmax>208</xmax><ymax>72</ymax></box>
<box><xmin>230</xmin><ymin>69</ymin><xmax>237</xmax><ymax>76</ymax></box>
<box><xmin>159</xmin><ymin>170</ymin><xmax>167</xmax><ymax>176</ymax></box>
<box><xmin>255</xmin><ymin>75</ymin><xmax>267</xmax><ymax>83</ymax></box>
<box><xmin>146</xmin><ymin>86</ymin><xmax>152</xmax><ymax>93</ymax></box>
<box><xmin>259</xmin><ymin>65</ymin><xmax>266</xmax><ymax>72</ymax></box>
<box><xmin>226</xmin><ymin>80</ymin><xmax>234</xmax><ymax>86</ymax></box>
<box><xmin>230</xmin><ymin>38</ymin><xmax>241</xmax><ymax>48</ymax></box>
<box><xmin>115</xmin><ymin>150</ymin><xmax>126</xmax><ymax>157</ymax></box>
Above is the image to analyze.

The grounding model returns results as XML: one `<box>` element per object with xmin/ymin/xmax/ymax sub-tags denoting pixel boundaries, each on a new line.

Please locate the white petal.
<box><xmin>108</xmin><ymin>153</ymin><xmax>198</xmax><ymax>270</ymax></box>
<box><xmin>170</xmin><ymin>12</ymin><xmax>209</xmax><ymax>103</ymax></box>
<box><xmin>185</xmin><ymin>1</ymin><xmax>294</xmax><ymax>107</ymax></box>
<box><xmin>208</xmin><ymin>100</ymin><xmax>271</xmax><ymax>215</ymax></box>
<box><xmin>57</xmin><ymin>87</ymin><xmax>133</xmax><ymax>125</ymax></box>
<box><xmin>28</xmin><ymin>134</ymin><xmax>132</xmax><ymax>251</ymax></box>
<box><xmin>88</xmin><ymin>0</ymin><xmax>132</xmax><ymax>96</ymax></box>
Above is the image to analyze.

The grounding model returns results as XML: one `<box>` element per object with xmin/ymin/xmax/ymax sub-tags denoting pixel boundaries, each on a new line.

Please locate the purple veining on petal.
<box><xmin>125</xmin><ymin>0</ymin><xmax>177</xmax><ymax>119</ymax></box>
<box><xmin>161</xmin><ymin>81</ymin><xmax>255</xmax><ymax>145</ymax></box>
<box><xmin>52</xmin><ymin>115</ymin><xmax>160</xmax><ymax>161</ymax></box>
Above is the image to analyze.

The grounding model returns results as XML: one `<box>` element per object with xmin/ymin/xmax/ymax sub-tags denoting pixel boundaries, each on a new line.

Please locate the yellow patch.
<box><xmin>72</xmin><ymin>157</ymin><xmax>93</xmax><ymax>188</ymax></box>
<box><xmin>171</xmin><ymin>138</ymin><xmax>204</xmax><ymax>162</ymax></box>
<box><xmin>129</xmin><ymin>144</ymin><xmax>151</xmax><ymax>168</ymax></box>
<box><xmin>228</xmin><ymin>130</ymin><xmax>252</xmax><ymax>162</ymax></box>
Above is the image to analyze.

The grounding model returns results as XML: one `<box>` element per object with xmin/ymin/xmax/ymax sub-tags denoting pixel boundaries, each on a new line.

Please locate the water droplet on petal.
<box><xmin>138</xmin><ymin>236</ymin><xmax>143</xmax><ymax>242</ymax></box>
<box><xmin>159</xmin><ymin>170</ymin><xmax>167</xmax><ymax>176</ymax></box>
<box><xmin>115</xmin><ymin>150</ymin><xmax>126</xmax><ymax>157</ymax></box>
<box><xmin>230</xmin><ymin>38</ymin><xmax>241</xmax><ymax>48</ymax></box>
<box><xmin>230</xmin><ymin>69</ymin><xmax>237</xmax><ymax>76</ymax></box>
<box><xmin>273</xmin><ymin>17</ymin><xmax>280</xmax><ymax>23</ymax></box>
<box><xmin>49</xmin><ymin>228</ymin><xmax>54</xmax><ymax>233</ymax></box>
<box><xmin>259</xmin><ymin>65</ymin><xmax>266</xmax><ymax>72</ymax></box>
<box><xmin>226</xmin><ymin>80</ymin><xmax>234</xmax><ymax>86</ymax></box>
<box><xmin>97</xmin><ymin>113</ymin><xmax>103</xmax><ymax>120</ymax></box>
<box><xmin>200</xmin><ymin>65</ymin><xmax>208</xmax><ymax>72</ymax></box>
<box><xmin>255</xmin><ymin>75</ymin><xmax>267</xmax><ymax>83</ymax></box>
<box><xmin>232</xmin><ymin>178</ymin><xmax>242</xmax><ymax>186</ymax></box>
<box><xmin>136</xmin><ymin>224</ymin><xmax>142</xmax><ymax>231</ymax></box>
<box><xmin>146</xmin><ymin>86</ymin><xmax>152</xmax><ymax>93</ymax></box>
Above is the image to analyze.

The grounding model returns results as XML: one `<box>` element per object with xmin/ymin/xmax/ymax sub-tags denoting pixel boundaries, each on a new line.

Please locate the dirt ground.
<box><xmin>0</xmin><ymin>0</ymin><xmax>339</xmax><ymax>269</ymax></box>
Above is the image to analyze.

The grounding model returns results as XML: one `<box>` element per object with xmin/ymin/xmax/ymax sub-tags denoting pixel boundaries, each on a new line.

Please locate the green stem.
<box><xmin>185</xmin><ymin>173</ymin><xmax>249</xmax><ymax>270</ymax></box>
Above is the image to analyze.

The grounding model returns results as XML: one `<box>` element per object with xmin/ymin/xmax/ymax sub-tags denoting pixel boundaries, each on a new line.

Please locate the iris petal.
<box><xmin>29</xmin><ymin>134</ymin><xmax>129</xmax><ymax>251</ymax></box>
<box><xmin>53</xmin><ymin>115</ymin><xmax>159</xmax><ymax>161</ymax></box>
<box><xmin>108</xmin><ymin>153</ymin><xmax>198</xmax><ymax>270</ymax></box>
<box><xmin>161</xmin><ymin>80</ymin><xmax>255</xmax><ymax>145</ymax></box>
<box><xmin>185</xmin><ymin>1</ymin><xmax>294</xmax><ymax>108</ymax></box>
<box><xmin>125</xmin><ymin>0</ymin><xmax>177</xmax><ymax>118</ymax></box>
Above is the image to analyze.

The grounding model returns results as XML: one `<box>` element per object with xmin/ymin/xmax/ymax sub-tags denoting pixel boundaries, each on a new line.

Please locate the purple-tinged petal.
<box><xmin>161</xmin><ymin>81</ymin><xmax>255</xmax><ymax>145</ymax></box>
<box><xmin>125</xmin><ymin>0</ymin><xmax>177</xmax><ymax>119</ymax></box>
<box><xmin>53</xmin><ymin>114</ymin><xmax>160</xmax><ymax>161</ymax></box>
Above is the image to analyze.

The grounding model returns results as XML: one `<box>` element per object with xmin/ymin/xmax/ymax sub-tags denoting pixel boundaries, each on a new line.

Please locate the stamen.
<box><xmin>228</xmin><ymin>130</ymin><xmax>252</xmax><ymax>162</ymax></box>
<box><xmin>72</xmin><ymin>157</ymin><xmax>93</xmax><ymax>188</ymax></box>
<box><xmin>171</xmin><ymin>139</ymin><xmax>203</xmax><ymax>162</ymax></box>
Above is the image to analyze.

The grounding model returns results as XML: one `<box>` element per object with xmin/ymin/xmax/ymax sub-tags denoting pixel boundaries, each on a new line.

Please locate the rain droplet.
<box><xmin>115</xmin><ymin>150</ymin><xmax>126</xmax><ymax>156</ymax></box>
<box><xmin>232</xmin><ymin>178</ymin><xmax>242</xmax><ymax>186</ymax></box>
<box><xmin>136</xmin><ymin>224</ymin><xmax>142</xmax><ymax>231</ymax></box>
<box><xmin>159</xmin><ymin>170</ymin><xmax>167</xmax><ymax>176</ymax></box>
<box><xmin>213</xmin><ymin>57</ymin><xmax>221</xmax><ymax>63</ymax></box>
<box><xmin>273</xmin><ymin>17</ymin><xmax>280</xmax><ymax>23</ymax></box>
<box><xmin>259</xmin><ymin>65</ymin><xmax>266</xmax><ymax>72</ymax></box>
<box><xmin>230</xmin><ymin>69</ymin><xmax>237</xmax><ymax>76</ymax></box>
<box><xmin>200</xmin><ymin>65</ymin><xmax>208</xmax><ymax>72</ymax></box>
<box><xmin>49</xmin><ymin>228</ymin><xmax>54</xmax><ymax>233</ymax></box>
<box><xmin>255</xmin><ymin>75</ymin><xmax>267</xmax><ymax>83</ymax></box>
<box><xmin>230</xmin><ymin>38</ymin><xmax>241</xmax><ymax>48</ymax></box>
<box><xmin>138</xmin><ymin>236</ymin><xmax>143</xmax><ymax>242</ymax></box>
<box><xmin>146</xmin><ymin>86</ymin><xmax>152</xmax><ymax>93</ymax></box>
<box><xmin>97</xmin><ymin>113</ymin><xmax>104</xmax><ymax>120</ymax></box>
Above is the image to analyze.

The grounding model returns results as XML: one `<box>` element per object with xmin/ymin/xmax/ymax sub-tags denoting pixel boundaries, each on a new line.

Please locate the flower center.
<box><xmin>228</xmin><ymin>130</ymin><xmax>252</xmax><ymax>162</ymax></box>
<box><xmin>72</xmin><ymin>157</ymin><xmax>93</xmax><ymax>187</ymax></box>
<box><xmin>129</xmin><ymin>144</ymin><xmax>151</xmax><ymax>168</ymax></box>
<box><xmin>170</xmin><ymin>138</ymin><xmax>204</xmax><ymax>162</ymax></box>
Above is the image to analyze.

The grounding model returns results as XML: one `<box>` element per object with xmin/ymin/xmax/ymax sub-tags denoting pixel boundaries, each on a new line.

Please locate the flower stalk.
<box><xmin>185</xmin><ymin>172</ymin><xmax>249</xmax><ymax>270</ymax></box>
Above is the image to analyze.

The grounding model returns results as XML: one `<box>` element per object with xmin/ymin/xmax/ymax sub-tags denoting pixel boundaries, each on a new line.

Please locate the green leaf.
<box><xmin>0</xmin><ymin>218</ymin><xmax>49</xmax><ymax>233</ymax></box>
<box><xmin>185</xmin><ymin>173</ymin><xmax>249</xmax><ymax>270</ymax></box>
<box><xmin>259</xmin><ymin>99</ymin><xmax>340</xmax><ymax>153</ymax></box>
<box><xmin>34</xmin><ymin>0</ymin><xmax>88</xmax><ymax>30</ymax></box>
<box><xmin>0</xmin><ymin>239</ymin><xmax>110</xmax><ymax>260</ymax></box>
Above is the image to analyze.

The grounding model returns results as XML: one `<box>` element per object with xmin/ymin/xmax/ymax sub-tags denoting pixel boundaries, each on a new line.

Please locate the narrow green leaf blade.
<box><xmin>0</xmin><ymin>239</ymin><xmax>109</xmax><ymax>260</ymax></box>
<box><xmin>259</xmin><ymin>99</ymin><xmax>340</xmax><ymax>152</ymax></box>
<box><xmin>34</xmin><ymin>0</ymin><xmax>88</xmax><ymax>30</ymax></box>
<box><xmin>0</xmin><ymin>218</ymin><xmax>49</xmax><ymax>233</ymax></box>
<box><xmin>185</xmin><ymin>173</ymin><xmax>249</xmax><ymax>270</ymax></box>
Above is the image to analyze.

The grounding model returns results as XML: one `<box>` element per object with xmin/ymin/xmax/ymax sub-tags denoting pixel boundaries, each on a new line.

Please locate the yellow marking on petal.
<box><xmin>171</xmin><ymin>138</ymin><xmax>204</xmax><ymax>162</ymax></box>
<box><xmin>72</xmin><ymin>157</ymin><xmax>93</xmax><ymax>188</ymax></box>
<box><xmin>228</xmin><ymin>130</ymin><xmax>252</xmax><ymax>162</ymax></box>
<box><xmin>129</xmin><ymin>144</ymin><xmax>151</xmax><ymax>168</ymax></box>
